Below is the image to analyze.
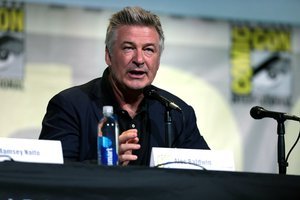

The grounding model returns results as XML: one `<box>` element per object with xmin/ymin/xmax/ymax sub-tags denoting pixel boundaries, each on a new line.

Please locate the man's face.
<box><xmin>105</xmin><ymin>25</ymin><xmax>161</xmax><ymax>91</ymax></box>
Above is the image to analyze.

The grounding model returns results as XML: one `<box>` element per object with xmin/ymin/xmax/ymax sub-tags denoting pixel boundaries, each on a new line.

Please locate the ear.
<box><xmin>105</xmin><ymin>46</ymin><xmax>112</xmax><ymax>66</ymax></box>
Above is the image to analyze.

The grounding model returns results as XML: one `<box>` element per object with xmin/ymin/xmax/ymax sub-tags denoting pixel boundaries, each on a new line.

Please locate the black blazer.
<box><xmin>39</xmin><ymin>77</ymin><xmax>210</xmax><ymax>163</ymax></box>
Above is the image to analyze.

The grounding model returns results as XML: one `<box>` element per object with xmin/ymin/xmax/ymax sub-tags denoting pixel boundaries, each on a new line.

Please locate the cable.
<box><xmin>171</xmin><ymin>109</ymin><xmax>186</xmax><ymax>147</ymax></box>
<box><xmin>153</xmin><ymin>161</ymin><xmax>206</xmax><ymax>170</ymax></box>
<box><xmin>0</xmin><ymin>155</ymin><xmax>15</xmax><ymax>162</ymax></box>
<box><xmin>285</xmin><ymin>123</ymin><xmax>300</xmax><ymax>163</ymax></box>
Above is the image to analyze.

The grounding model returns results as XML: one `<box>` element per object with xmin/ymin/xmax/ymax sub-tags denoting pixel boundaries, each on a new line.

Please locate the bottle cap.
<box><xmin>103</xmin><ymin>106</ymin><xmax>113</xmax><ymax>116</ymax></box>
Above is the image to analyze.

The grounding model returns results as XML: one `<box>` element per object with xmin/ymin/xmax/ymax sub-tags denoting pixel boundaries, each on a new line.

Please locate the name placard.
<box><xmin>150</xmin><ymin>147</ymin><xmax>235</xmax><ymax>171</ymax></box>
<box><xmin>0</xmin><ymin>137</ymin><xmax>64</xmax><ymax>164</ymax></box>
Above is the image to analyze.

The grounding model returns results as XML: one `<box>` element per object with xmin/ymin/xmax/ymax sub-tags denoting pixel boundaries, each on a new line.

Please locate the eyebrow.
<box><xmin>122</xmin><ymin>41</ymin><xmax>157</xmax><ymax>48</ymax></box>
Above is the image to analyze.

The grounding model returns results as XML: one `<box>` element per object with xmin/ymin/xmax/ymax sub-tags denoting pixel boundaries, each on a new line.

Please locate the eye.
<box><xmin>145</xmin><ymin>48</ymin><xmax>154</xmax><ymax>53</ymax></box>
<box><xmin>123</xmin><ymin>46</ymin><xmax>134</xmax><ymax>52</ymax></box>
<box><xmin>144</xmin><ymin>47</ymin><xmax>155</xmax><ymax>56</ymax></box>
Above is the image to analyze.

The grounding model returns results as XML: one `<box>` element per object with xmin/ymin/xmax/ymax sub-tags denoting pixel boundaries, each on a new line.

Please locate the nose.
<box><xmin>133</xmin><ymin>49</ymin><xmax>145</xmax><ymax>67</ymax></box>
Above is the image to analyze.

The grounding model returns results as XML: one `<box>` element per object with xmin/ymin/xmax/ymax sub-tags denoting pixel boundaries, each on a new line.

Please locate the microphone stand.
<box><xmin>276</xmin><ymin>116</ymin><xmax>288</xmax><ymax>174</ymax></box>
<box><xmin>165</xmin><ymin>107</ymin><xmax>173</xmax><ymax>148</ymax></box>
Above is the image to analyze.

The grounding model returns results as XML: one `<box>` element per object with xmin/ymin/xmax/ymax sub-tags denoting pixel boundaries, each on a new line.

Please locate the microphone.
<box><xmin>250</xmin><ymin>106</ymin><xmax>300</xmax><ymax>122</ymax></box>
<box><xmin>143</xmin><ymin>85</ymin><xmax>182</xmax><ymax>112</ymax></box>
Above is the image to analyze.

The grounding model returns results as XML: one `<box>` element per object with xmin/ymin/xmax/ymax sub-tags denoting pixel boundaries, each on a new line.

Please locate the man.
<box><xmin>39</xmin><ymin>6</ymin><xmax>209</xmax><ymax>166</ymax></box>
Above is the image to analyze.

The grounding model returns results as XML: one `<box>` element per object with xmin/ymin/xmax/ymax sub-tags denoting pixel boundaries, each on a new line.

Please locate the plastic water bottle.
<box><xmin>97</xmin><ymin>106</ymin><xmax>119</xmax><ymax>165</ymax></box>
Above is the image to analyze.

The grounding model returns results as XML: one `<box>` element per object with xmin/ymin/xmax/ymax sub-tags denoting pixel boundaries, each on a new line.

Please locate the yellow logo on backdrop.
<box><xmin>231</xmin><ymin>25</ymin><xmax>291</xmax><ymax>96</ymax></box>
<box><xmin>231</xmin><ymin>26</ymin><xmax>252</xmax><ymax>95</ymax></box>
<box><xmin>0</xmin><ymin>6</ymin><xmax>24</xmax><ymax>32</ymax></box>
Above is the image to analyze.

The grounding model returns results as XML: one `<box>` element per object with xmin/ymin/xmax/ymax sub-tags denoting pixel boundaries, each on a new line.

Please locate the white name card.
<box><xmin>150</xmin><ymin>147</ymin><xmax>235</xmax><ymax>171</ymax></box>
<box><xmin>0</xmin><ymin>137</ymin><xmax>64</xmax><ymax>164</ymax></box>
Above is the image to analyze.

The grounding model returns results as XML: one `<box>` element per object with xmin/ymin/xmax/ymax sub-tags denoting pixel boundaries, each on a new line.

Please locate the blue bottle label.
<box><xmin>98</xmin><ymin>136</ymin><xmax>118</xmax><ymax>165</ymax></box>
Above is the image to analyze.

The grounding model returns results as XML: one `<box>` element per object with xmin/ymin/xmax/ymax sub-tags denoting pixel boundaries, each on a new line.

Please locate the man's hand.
<box><xmin>118</xmin><ymin>129</ymin><xmax>140</xmax><ymax>166</ymax></box>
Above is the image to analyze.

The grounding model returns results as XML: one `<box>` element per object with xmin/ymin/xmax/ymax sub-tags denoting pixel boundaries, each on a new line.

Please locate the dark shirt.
<box><xmin>39</xmin><ymin>67</ymin><xmax>210</xmax><ymax>165</ymax></box>
<box><xmin>117</xmin><ymin>108</ymin><xmax>150</xmax><ymax>166</ymax></box>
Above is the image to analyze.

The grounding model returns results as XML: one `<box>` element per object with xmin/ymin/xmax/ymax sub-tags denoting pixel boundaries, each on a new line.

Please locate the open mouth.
<box><xmin>128</xmin><ymin>70</ymin><xmax>146</xmax><ymax>77</ymax></box>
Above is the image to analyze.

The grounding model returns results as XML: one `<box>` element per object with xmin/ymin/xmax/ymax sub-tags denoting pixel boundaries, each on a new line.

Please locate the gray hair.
<box><xmin>105</xmin><ymin>7</ymin><xmax>165</xmax><ymax>55</ymax></box>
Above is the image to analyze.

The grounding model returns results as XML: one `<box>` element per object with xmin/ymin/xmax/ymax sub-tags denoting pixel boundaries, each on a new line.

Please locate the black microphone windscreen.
<box><xmin>250</xmin><ymin>106</ymin><xmax>264</xmax><ymax>119</ymax></box>
<box><xmin>143</xmin><ymin>85</ymin><xmax>182</xmax><ymax>112</ymax></box>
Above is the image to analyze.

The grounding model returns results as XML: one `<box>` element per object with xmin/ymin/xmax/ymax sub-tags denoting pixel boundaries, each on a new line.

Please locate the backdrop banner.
<box><xmin>0</xmin><ymin>1</ymin><xmax>25</xmax><ymax>89</ymax></box>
